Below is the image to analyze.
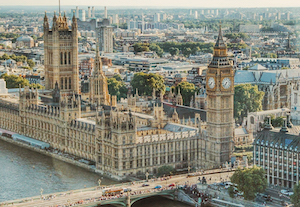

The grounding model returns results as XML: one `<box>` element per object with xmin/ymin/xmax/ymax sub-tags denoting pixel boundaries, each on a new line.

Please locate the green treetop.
<box><xmin>130</xmin><ymin>72</ymin><xmax>166</xmax><ymax>96</ymax></box>
<box><xmin>234</xmin><ymin>84</ymin><xmax>264</xmax><ymax>123</ymax></box>
<box><xmin>230</xmin><ymin>166</ymin><xmax>267</xmax><ymax>200</ymax></box>
<box><xmin>175</xmin><ymin>81</ymin><xmax>195</xmax><ymax>106</ymax></box>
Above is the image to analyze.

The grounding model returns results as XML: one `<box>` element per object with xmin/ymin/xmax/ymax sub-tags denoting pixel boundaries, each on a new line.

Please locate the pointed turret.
<box><xmin>93</xmin><ymin>43</ymin><xmax>103</xmax><ymax>77</ymax></box>
<box><xmin>214</xmin><ymin>23</ymin><xmax>226</xmax><ymax>49</ymax></box>
<box><xmin>52</xmin><ymin>12</ymin><xmax>57</xmax><ymax>31</ymax></box>
<box><xmin>72</xmin><ymin>11</ymin><xmax>78</xmax><ymax>31</ymax></box>
<box><xmin>44</xmin><ymin>11</ymin><xmax>49</xmax><ymax>33</ymax></box>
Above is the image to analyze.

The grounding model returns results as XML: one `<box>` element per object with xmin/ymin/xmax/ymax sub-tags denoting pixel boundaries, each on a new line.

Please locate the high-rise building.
<box><xmin>194</xmin><ymin>11</ymin><xmax>198</xmax><ymax>19</ymax></box>
<box><xmin>43</xmin><ymin>12</ymin><xmax>79</xmax><ymax>95</ymax></box>
<box><xmin>161</xmin><ymin>13</ymin><xmax>167</xmax><ymax>21</ymax></box>
<box><xmin>97</xmin><ymin>19</ymin><xmax>113</xmax><ymax>53</ymax></box>
<box><xmin>113</xmin><ymin>14</ymin><xmax>119</xmax><ymax>24</ymax></box>
<box><xmin>154</xmin><ymin>13</ymin><xmax>160</xmax><ymax>22</ymax></box>
<box><xmin>206</xmin><ymin>25</ymin><xmax>234</xmax><ymax>167</ymax></box>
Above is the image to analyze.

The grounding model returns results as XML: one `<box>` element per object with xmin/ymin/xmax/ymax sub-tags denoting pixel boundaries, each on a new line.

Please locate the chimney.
<box><xmin>104</xmin><ymin>6</ymin><xmax>107</xmax><ymax>18</ymax></box>
<box><xmin>88</xmin><ymin>7</ymin><xmax>91</xmax><ymax>19</ymax></box>
<box><xmin>280</xmin><ymin>118</ymin><xmax>289</xmax><ymax>133</ymax></box>
<box><xmin>287</xmin><ymin>113</ymin><xmax>293</xmax><ymax>128</ymax></box>
<box><xmin>264</xmin><ymin>116</ymin><xmax>274</xmax><ymax>130</ymax></box>
<box><xmin>92</xmin><ymin>7</ymin><xmax>95</xmax><ymax>18</ymax></box>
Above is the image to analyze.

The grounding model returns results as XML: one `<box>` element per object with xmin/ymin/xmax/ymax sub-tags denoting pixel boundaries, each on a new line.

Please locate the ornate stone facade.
<box><xmin>205</xmin><ymin>25</ymin><xmax>234</xmax><ymax>168</ymax></box>
<box><xmin>44</xmin><ymin>12</ymin><xmax>79</xmax><ymax>94</ymax></box>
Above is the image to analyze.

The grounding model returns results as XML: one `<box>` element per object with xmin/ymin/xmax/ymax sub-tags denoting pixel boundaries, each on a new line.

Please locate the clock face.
<box><xmin>222</xmin><ymin>77</ymin><xmax>231</xmax><ymax>89</ymax></box>
<box><xmin>208</xmin><ymin>77</ymin><xmax>215</xmax><ymax>89</ymax></box>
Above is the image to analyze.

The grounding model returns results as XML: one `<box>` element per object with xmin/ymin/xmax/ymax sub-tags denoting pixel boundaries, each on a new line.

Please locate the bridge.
<box><xmin>0</xmin><ymin>170</ymin><xmax>234</xmax><ymax>207</ymax></box>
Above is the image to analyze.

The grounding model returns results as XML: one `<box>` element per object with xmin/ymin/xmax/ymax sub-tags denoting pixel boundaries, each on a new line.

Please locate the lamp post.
<box><xmin>98</xmin><ymin>179</ymin><xmax>102</xmax><ymax>187</ymax></box>
<box><xmin>145</xmin><ymin>171</ymin><xmax>149</xmax><ymax>182</ymax></box>
<box><xmin>40</xmin><ymin>188</ymin><xmax>43</xmax><ymax>199</ymax></box>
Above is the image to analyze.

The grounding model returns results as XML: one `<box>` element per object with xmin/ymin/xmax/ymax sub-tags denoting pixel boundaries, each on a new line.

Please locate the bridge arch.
<box><xmin>131</xmin><ymin>194</ymin><xmax>175</xmax><ymax>207</ymax></box>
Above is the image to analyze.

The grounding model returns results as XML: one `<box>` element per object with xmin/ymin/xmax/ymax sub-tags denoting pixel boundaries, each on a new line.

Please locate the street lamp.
<box><xmin>40</xmin><ymin>188</ymin><xmax>43</xmax><ymax>199</ymax></box>
<box><xmin>145</xmin><ymin>171</ymin><xmax>149</xmax><ymax>182</ymax></box>
<box><xmin>98</xmin><ymin>179</ymin><xmax>102</xmax><ymax>187</ymax></box>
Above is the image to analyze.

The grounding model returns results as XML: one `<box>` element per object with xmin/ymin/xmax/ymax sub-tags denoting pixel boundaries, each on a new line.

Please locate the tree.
<box><xmin>149</xmin><ymin>43</ymin><xmax>164</xmax><ymax>57</ymax></box>
<box><xmin>131</xmin><ymin>72</ymin><xmax>166</xmax><ymax>96</ymax></box>
<box><xmin>107</xmin><ymin>78</ymin><xmax>127</xmax><ymax>101</ymax></box>
<box><xmin>169</xmin><ymin>47</ymin><xmax>179</xmax><ymax>56</ymax></box>
<box><xmin>182</xmin><ymin>48</ymin><xmax>192</xmax><ymax>57</ymax></box>
<box><xmin>291</xmin><ymin>182</ymin><xmax>300</xmax><ymax>207</ymax></box>
<box><xmin>30</xmin><ymin>83</ymin><xmax>44</xmax><ymax>89</ymax></box>
<box><xmin>230</xmin><ymin>166</ymin><xmax>267</xmax><ymax>200</ymax></box>
<box><xmin>234</xmin><ymin>84</ymin><xmax>264</xmax><ymax>123</ymax></box>
<box><xmin>157</xmin><ymin>165</ymin><xmax>174</xmax><ymax>177</ymax></box>
<box><xmin>1</xmin><ymin>53</ymin><xmax>10</xmax><ymax>60</ymax></box>
<box><xmin>112</xmin><ymin>74</ymin><xmax>122</xmax><ymax>81</ymax></box>
<box><xmin>175</xmin><ymin>82</ymin><xmax>195</xmax><ymax>106</ymax></box>
<box><xmin>27</xmin><ymin>59</ymin><xmax>35</xmax><ymax>69</ymax></box>
<box><xmin>0</xmin><ymin>73</ymin><xmax>29</xmax><ymax>88</ymax></box>
<box><xmin>133</xmin><ymin>43</ymin><xmax>150</xmax><ymax>53</ymax></box>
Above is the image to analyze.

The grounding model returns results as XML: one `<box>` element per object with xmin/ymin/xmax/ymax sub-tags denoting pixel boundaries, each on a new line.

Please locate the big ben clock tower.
<box><xmin>205</xmin><ymin>24</ymin><xmax>234</xmax><ymax>168</ymax></box>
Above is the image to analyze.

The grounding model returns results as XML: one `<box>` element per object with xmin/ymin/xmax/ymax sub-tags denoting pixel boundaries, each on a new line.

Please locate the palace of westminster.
<box><xmin>0</xmin><ymin>12</ymin><xmax>234</xmax><ymax>179</ymax></box>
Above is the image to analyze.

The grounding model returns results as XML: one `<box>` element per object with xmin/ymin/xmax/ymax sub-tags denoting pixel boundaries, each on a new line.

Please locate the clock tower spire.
<box><xmin>205</xmin><ymin>24</ymin><xmax>234</xmax><ymax>168</ymax></box>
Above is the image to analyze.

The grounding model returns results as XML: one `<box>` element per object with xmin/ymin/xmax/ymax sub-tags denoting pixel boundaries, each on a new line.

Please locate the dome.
<box><xmin>16</xmin><ymin>35</ymin><xmax>34</xmax><ymax>42</ymax></box>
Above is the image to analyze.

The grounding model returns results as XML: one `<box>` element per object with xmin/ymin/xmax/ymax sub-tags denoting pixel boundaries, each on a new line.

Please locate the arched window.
<box><xmin>65</xmin><ymin>77</ymin><xmax>67</xmax><ymax>89</ymax></box>
<box><xmin>68</xmin><ymin>52</ymin><xmax>71</xmax><ymax>64</ymax></box>
<box><xmin>60</xmin><ymin>52</ymin><xmax>63</xmax><ymax>65</ymax></box>
<box><xmin>65</xmin><ymin>52</ymin><xmax>67</xmax><ymax>64</ymax></box>
<box><xmin>60</xmin><ymin>77</ymin><xmax>63</xmax><ymax>89</ymax></box>
<box><xmin>69</xmin><ymin>77</ymin><xmax>71</xmax><ymax>89</ymax></box>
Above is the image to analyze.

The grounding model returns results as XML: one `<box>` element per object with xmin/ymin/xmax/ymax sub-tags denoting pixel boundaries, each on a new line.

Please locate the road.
<box><xmin>1</xmin><ymin>170</ymin><xmax>235</xmax><ymax>207</ymax></box>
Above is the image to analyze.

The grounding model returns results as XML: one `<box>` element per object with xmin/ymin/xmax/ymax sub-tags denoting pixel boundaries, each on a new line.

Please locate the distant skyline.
<box><xmin>1</xmin><ymin>0</ymin><xmax>300</xmax><ymax>8</ymax></box>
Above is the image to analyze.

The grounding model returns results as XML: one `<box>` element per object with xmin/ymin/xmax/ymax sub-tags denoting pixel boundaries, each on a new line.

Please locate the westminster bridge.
<box><xmin>0</xmin><ymin>170</ymin><xmax>234</xmax><ymax>207</ymax></box>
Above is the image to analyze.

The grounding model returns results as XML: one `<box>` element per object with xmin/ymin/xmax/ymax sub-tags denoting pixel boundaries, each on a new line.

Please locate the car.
<box><xmin>168</xmin><ymin>183</ymin><xmax>175</xmax><ymax>187</ymax></box>
<box><xmin>154</xmin><ymin>185</ymin><xmax>162</xmax><ymax>189</ymax></box>
<box><xmin>281</xmin><ymin>190</ymin><xmax>289</xmax><ymax>195</ymax></box>
<box><xmin>262</xmin><ymin>194</ymin><xmax>273</xmax><ymax>202</ymax></box>
<box><xmin>142</xmin><ymin>183</ymin><xmax>150</xmax><ymax>187</ymax></box>
<box><xmin>123</xmin><ymin>188</ymin><xmax>131</xmax><ymax>192</ymax></box>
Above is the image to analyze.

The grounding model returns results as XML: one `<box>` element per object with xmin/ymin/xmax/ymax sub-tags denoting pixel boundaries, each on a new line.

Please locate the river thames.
<box><xmin>0</xmin><ymin>139</ymin><xmax>191</xmax><ymax>206</ymax></box>
<box><xmin>0</xmin><ymin>139</ymin><xmax>118</xmax><ymax>202</ymax></box>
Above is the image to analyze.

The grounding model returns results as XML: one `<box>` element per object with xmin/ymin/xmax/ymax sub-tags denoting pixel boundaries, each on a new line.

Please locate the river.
<box><xmin>0</xmin><ymin>139</ymin><xmax>192</xmax><ymax>206</ymax></box>
<box><xmin>0</xmin><ymin>139</ymin><xmax>118</xmax><ymax>202</ymax></box>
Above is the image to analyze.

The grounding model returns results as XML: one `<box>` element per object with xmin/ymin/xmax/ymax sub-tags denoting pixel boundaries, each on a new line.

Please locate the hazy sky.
<box><xmin>1</xmin><ymin>0</ymin><xmax>300</xmax><ymax>8</ymax></box>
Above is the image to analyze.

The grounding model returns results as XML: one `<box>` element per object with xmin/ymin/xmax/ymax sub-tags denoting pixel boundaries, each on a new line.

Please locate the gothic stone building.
<box><xmin>0</xmin><ymin>18</ymin><xmax>234</xmax><ymax>179</ymax></box>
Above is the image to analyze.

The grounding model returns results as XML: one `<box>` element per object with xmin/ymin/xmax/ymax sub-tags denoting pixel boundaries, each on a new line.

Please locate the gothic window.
<box><xmin>60</xmin><ymin>78</ymin><xmax>63</xmax><ymax>89</ymax></box>
<box><xmin>294</xmin><ymin>93</ymin><xmax>297</xmax><ymax>104</ymax></box>
<box><xmin>65</xmin><ymin>52</ymin><xmax>67</xmax><ymax>64</ymax></box>
<box><xmin>69</xmin><ymin>77</ymin><xmax>71</xmax><ymax>89</ymax></box>
<box><xmin>65</xmin><ymin>77</ymin><xmax>68</xmax><ymax>89</ymax></box>
<box><xmin>68</xmin><ymin>52</ymin><xmax>71</xmax><ymax>64</ymax></box>
<box><xmin>60</xmin><ymin>52</ymin><xmax>63</xmax><ymax>65</ymax></box>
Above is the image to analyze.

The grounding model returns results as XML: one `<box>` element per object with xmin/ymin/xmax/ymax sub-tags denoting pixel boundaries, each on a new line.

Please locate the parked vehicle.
<box><xmin>168</xmin><ymin>183</ymin><xmax>175</xmax><ymax>187</ymax></box>
<box><xmin>154</xmin><ymin>185</ymin><xmax>162</xmax><ymax>189</ymax></box>
<box><xmin>142</xmin><ymin>183</ymin><xmax>150</xmax><ymax>187</ymax></box>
